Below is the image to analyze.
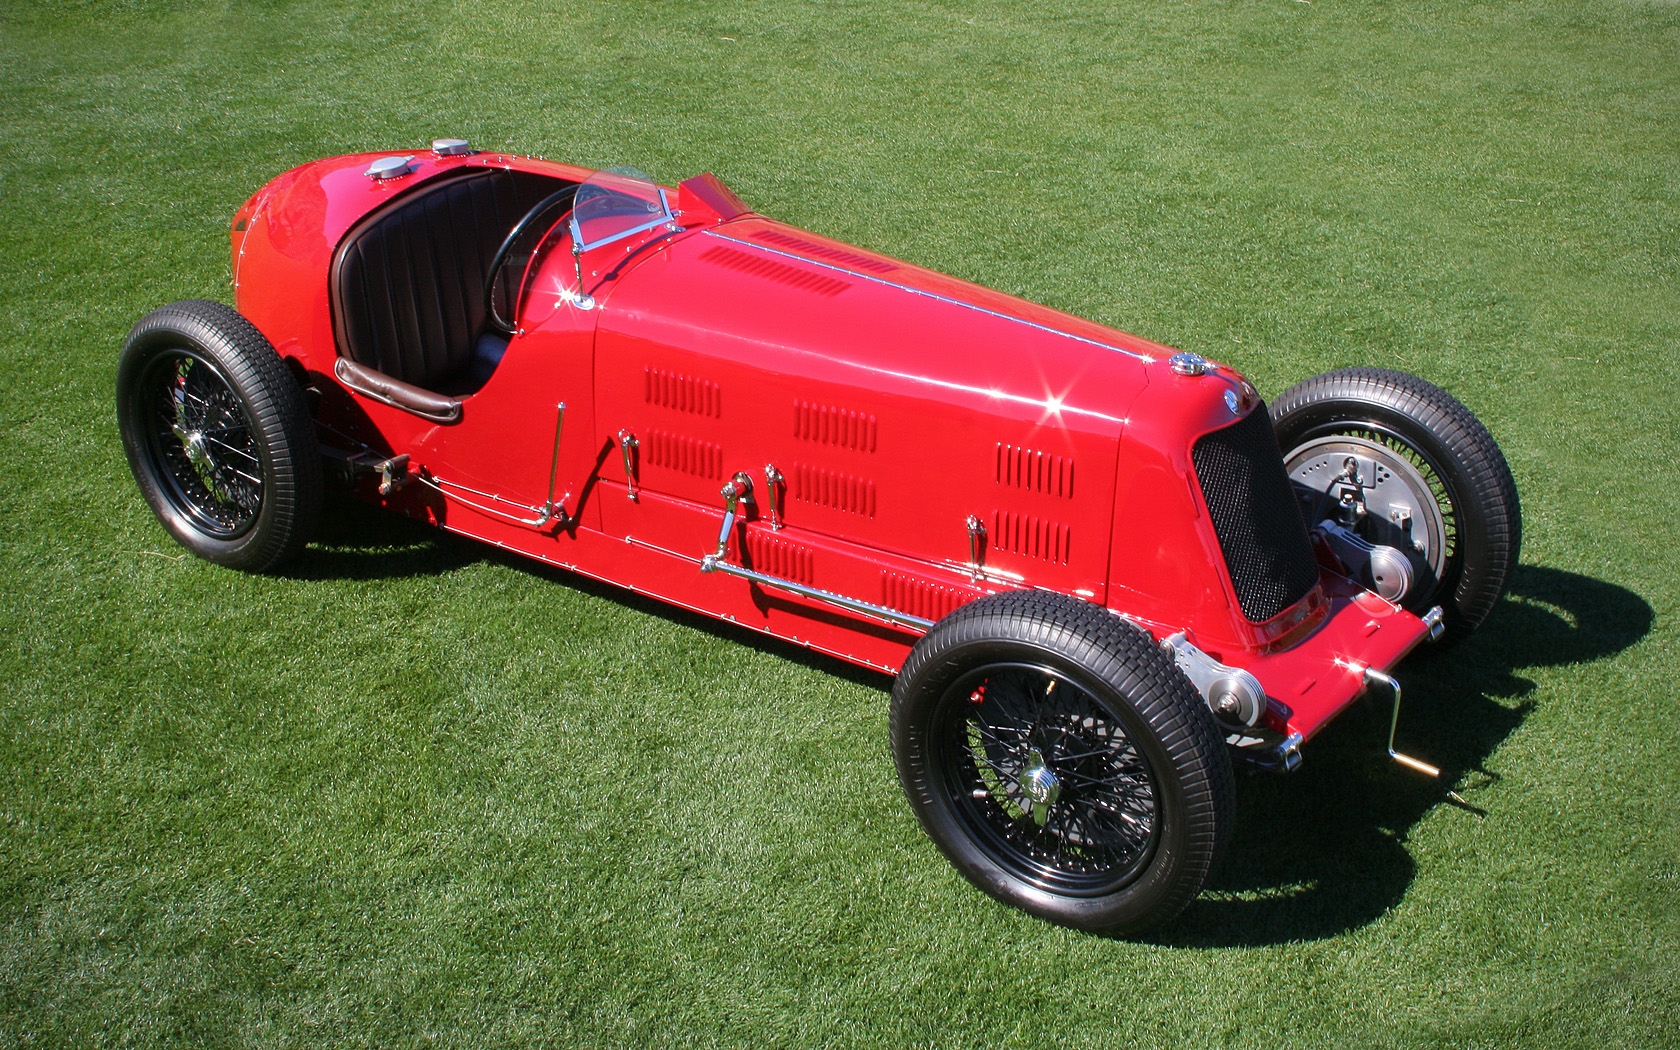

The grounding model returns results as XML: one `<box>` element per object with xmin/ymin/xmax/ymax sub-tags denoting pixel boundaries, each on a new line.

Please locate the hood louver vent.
<box><xmin>644</xmin><ymin>366</ymin><xmax>721</xmax><ymax>418</ymax></box>
<box><xmin>645</xmin><ymin>430</ymin><xmax>723</xmax><ymax>480</ymax></box>
<box><xmin>698</xmin><ymin>246</ymin><xmax>850</xmax><ymax>297</ymax></box>
<box><xmin>996</xmin><ymin>444</ymin><xmax>1073</xmax><ymax>499</ymax></box>
<box><xmin>794</xmin><ymin>401</ymin><xmax>878</xmax><ymax>452</ymax></box>
<box><xmin>751</xmin><ymin>229</ymin><xmax>899</xmax><ymax>274</ymax></box>
<box><xmin>745</xmin><ymin>532</ymin><xmax>815</xmax><ymax>585</ymax></box>
<box><xmin>882</xmin><ymin>572</ymin><xmax>967</xmax><ymax>622</ymax></box>
<box><xmin>992</xmin><ymin>511</ymin><xmax>1071</xmax><ymax>565</ymax></box>
<box><xmin>790</xmin><ymin>464</ymin><xmax>876</xmax><ymax>518</ymax></box>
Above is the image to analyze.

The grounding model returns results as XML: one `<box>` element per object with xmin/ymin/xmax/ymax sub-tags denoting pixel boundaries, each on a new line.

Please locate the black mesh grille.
<box><xmin>1191</xmin><ymin>404</ymin><xmax>1321</xmax><ymax>622</ymax></box>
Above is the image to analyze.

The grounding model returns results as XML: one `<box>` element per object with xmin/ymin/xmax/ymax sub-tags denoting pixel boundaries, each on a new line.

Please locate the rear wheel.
<box><xmin>117</xmin><ymin>299</ymin><xmax>320</xmax><ymax>571</ymax></box>
<box><xmin>891</xmin><ymin>591</ymin><xmax>1232</xmax><ymax>935</ymax></box>
<box><xmin>1270</xmin><ymin>367</ymin><xmax>1520</xmax><ymax>644</ymax></box>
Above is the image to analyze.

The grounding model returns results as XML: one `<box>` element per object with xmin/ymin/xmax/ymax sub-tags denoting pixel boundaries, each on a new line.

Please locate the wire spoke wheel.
<box><xmin>140</xmin><ymin>349</ymin><xmax>264</xmax><ymax>537</ymax></box>
<box><xmin>937</xmin><ymin>663</ymin><xmax>1159</xmax><ymax>896</ymax></box>
<box><xmin>1270</xmin><ymin>367</ymin><xmax>1521</xmax><ymax>643</ymax></box>
<box><xmin>891</xmin><ymin>591</ymin><xmax>1232</xmax><ymax>935</ymax></box>
<box><xmin>117</xmin><ymin>299</ymin><xmax>321</xmax><ymax>572</ymax></box>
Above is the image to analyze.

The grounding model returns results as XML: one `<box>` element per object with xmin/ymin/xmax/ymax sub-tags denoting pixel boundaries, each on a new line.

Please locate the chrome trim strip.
<box><xmin>703</xmin><ymin>230</ymin><xmax>1154</xmax><ymax>364</ymax></box>
<box><xmin>623</xmin><ymin>534</ymin><xmax>696</xmax><ymax>561</ymax></box>
<box><xmin>418</xmin><ymin>474</ymin><xmax>562</xmax><ymax>529</ymax></box>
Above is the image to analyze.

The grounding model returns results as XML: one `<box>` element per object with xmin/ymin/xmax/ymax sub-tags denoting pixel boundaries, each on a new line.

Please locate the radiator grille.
<box><xmin>1191</xmin><ymin>405</ymin><xmax>1320</xmax><ymax>622</ymax></box>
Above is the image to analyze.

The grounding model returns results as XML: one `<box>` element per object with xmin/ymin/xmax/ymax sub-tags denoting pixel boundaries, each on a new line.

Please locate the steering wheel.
<box><xmin>483</xmin><ymin>185</ymin><xmax>579</xmax><ymax>335</ymax></box>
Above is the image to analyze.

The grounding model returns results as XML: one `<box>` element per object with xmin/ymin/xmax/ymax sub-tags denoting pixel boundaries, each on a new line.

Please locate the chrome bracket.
<box><xmin>763</xmin><ymin>463</ymin><xmax>785</xmax><ymax>530</ymax></box>
<box><xmin>418</xmin><ymin>472</ymin><xmax>566</xmax><ymax>530</ymax></box>
<box><xmin>376</xmin><ymin>453</ymin><xmax>411</xmax><ymax>496</ymax></box>
<box><xmin>1231</xmin><ymin>731</ymin><xmax>1303</xmax><ymax>774</ymax></box>
<box><xmin>966</xmin><ymin>515</ymin><xmax>986</xmax><ymax>580</ymax></box>
<box><xmin>712</xmin><ymin>472</ymin><xmax>754</xmax><ymax>559</ymax></box>
<box><xmin>1161</xmin><ymin>631</ymin><xmax>1267</xmax><ymax>728</ymax></box>
<box><xmin>617</xmin><ymin>429</ymin><xmax>640</xmax><ymax>501</ymax></box>
<box><xmin>567</xmin><ymin>244</ymin><xmax>597</xmax><ymax>311</ymax></box>
<box><xmin>1420</xmin><ymin>605</ymin><xmax>1446</xmax><ymax>642</ymax></box>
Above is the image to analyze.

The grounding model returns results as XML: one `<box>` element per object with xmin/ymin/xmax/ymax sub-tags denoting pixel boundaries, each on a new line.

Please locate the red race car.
<box><xmin>117</xmin><ymin>140</ymin><xmax>1520</xmax><ymax>934</ymax></box>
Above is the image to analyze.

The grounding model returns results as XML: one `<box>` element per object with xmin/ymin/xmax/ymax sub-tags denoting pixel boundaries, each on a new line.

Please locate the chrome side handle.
<box><xmin>618</xmin><ymin>429</ymin><xmax>640</xmax><ymax>501</ymax></box>
<box><xmin>764</xmin><ymin>463</ymin><xmax>784</xmax><ymax>530</ymax></box>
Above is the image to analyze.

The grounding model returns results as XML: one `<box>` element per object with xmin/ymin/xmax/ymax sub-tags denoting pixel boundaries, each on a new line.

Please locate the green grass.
<box><xmin>2</xmin><ymin>0</ymin><xmax>1677</xmax><ymax>1046</ymax></box>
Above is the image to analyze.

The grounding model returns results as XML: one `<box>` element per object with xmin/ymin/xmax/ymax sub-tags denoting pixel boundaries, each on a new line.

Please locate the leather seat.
<box><xmin>330</xmin><ymin>168</ymin><xmax>569</xmax><ymax>406</ymax></box>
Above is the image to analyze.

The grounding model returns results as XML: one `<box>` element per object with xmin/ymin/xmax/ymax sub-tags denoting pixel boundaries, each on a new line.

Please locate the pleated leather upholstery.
<box><xmin>330</xmin><ymin>169</ymin><xmax>565</xmax><ymax>392</ymax></box>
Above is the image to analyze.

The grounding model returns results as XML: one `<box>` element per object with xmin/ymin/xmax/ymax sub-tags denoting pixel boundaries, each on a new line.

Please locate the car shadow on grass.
<box><xmin>1148</xmin><ymin>564</ymin><xmax>1653</xmax><ymax>947</ymax></box>
<box><xmin>277</xmin><ymin>491</ymin><xmax>897</xmax><ymax>689</ymax></box>
<box><xmin>276</xmin><ymin>490</ymin><xmax>490</xmax><ymax>581</ymax></box>
<box><xmin>273</xmin><ymin>511</ymin><xmax>1652</xmax><ymax>945</ymax></box>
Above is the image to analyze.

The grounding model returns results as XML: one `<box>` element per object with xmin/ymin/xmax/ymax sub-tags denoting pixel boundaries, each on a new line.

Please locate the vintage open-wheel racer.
<box><xmin>117</xmin><ymin>140</ymin><xmax>1520</xmax><ymax>934</ymax></box>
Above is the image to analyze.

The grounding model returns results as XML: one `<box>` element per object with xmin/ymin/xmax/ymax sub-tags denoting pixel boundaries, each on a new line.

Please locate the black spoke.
<box><xmin>937</xmin><ymin>663</ymin><xmax>1160</xmax><ymax>897</ymax></box>
<box><xmin>139</xmin><ymin>350</ymin><xmax>264</xmax><ymax>537</ymax></box>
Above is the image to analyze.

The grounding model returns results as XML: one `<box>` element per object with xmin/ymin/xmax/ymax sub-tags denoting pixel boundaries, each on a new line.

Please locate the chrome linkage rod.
<box><xmin>698</xmin><ymin>470</ymin><xmax>934</xmax><ymax>632</ymax></box>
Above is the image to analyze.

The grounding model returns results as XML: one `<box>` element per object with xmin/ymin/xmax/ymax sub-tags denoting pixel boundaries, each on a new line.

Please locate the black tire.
<box><xmin>1270</xmin><ymin>367</ymin><xmax>1520</xmax><ymax>645</ymax></box>
<box><xmin>890</xmin><ymin>591</ymin><xmax>1233</xmax><ymax>935</ymax></box>
<box><xmin>116</xmin><ymin>299</ymin><xmax>321</xmax><ymax>572</ymax></box>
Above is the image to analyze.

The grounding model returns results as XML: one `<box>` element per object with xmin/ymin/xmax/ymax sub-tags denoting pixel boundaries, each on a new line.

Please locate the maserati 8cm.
<box><xmin>117</xmin><ymin>139</ymin><xmax>1521</xmax><ymax>934</ymax></box>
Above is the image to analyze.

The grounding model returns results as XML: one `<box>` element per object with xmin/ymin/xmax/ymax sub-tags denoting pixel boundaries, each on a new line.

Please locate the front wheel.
<box><xmin>890</xmin><ymin>591</ymin><xmax>1233</xmax><ymax>935</ymax></box>
<box><xmin>1270</xmin><ymin>367</ymin><xmax>1521</xmax><ymax>645</ymax></box>
<box><xmin>116</xmin><ymin>299</ymin><xmax>321</xmax><ymax>572</ymax></box>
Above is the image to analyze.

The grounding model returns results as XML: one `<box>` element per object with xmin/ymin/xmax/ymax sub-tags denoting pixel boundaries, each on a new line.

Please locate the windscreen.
<box><xmin>570</xmin><ymin>166</ymin><xmax>673</xmax><ymax>251</ymax></box>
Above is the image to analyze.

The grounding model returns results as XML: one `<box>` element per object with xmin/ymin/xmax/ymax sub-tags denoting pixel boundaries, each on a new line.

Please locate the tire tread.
<box><xmin>891</xmin><ymin>591</ymin><xmax>1233</xmax><ymax>934</ymax></box>
<box><xmin>1270</xmin><ymin>367</ymin><xmax>1520</xmax><ymax>643</ymax></box>
<box><xmin>117</xmin><ymin>299</ymin><xmax>320</xmax><ymax>572</ymax></box>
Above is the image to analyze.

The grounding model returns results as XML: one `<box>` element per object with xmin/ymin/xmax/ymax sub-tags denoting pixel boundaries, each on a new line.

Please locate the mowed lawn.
<box><xmin>1</xmin><ymin>0</ymin><xmax>1676</xmax><ymax>1046</ymax></box>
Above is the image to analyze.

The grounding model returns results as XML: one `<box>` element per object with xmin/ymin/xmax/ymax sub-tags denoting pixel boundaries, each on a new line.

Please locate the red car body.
<box><xmin>229</xmin><ymin>146</ymin><xmax>1433</xmax><ymax>763</ymax></box>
